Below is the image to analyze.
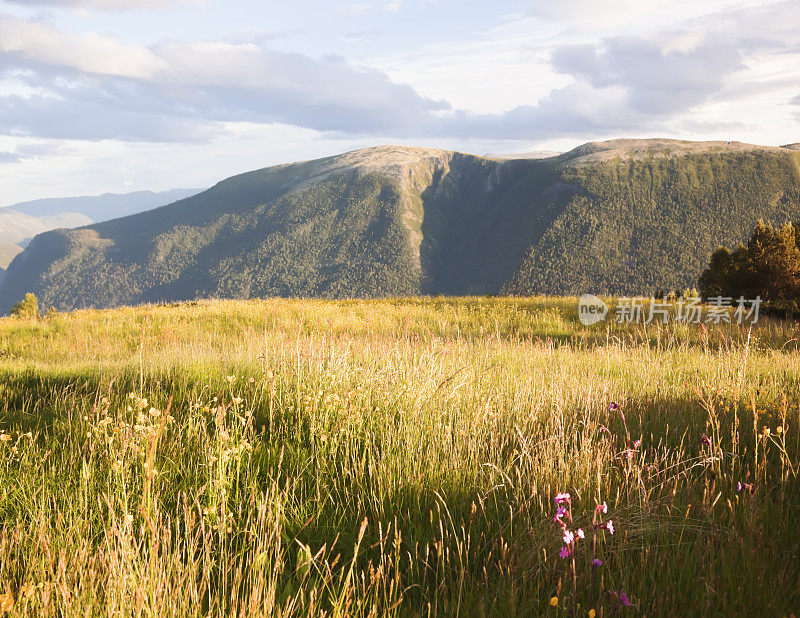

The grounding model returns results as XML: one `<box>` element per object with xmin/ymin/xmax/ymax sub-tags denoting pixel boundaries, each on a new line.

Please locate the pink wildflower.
<box><xmin>563</xmin><ymin>529</ymin><xmax>574</xmax><ymax>544</ymax></box>
<box><xmin>576</xmin><ymin>528</ymin><xmax>585</xmax><ymax>540</ymax></box>
<box><xmin>700</xmin><ymin>434</ymin><xmax>712</xmax><ymax>447</ymax></box>
<box><xmin>595</xmin><ymin>502</ymin><xmax>608</xmax><ymax>514</ymax></box>
<box><xmin>605</xmin><ymin>520</ymin><xmax>614</xmax><ymax>535</ymax></box>
<box><xmin>592</xmin><ymin>558</ymin><xmax>603</xmax><ymax>567</ymax></box>
<box><xmin>553</xmin><ymin>505</ymin><xmax>567</xmax><ymax>522</ymax></box>
<box><xmin>554</xmin><ymin>492</ymin><xmax>571</xmax><ymax>505</ymax></box>
<box><xmin>559</xmin><ymin>546</ymin><xmax>571</xmax><ymax>559</ymax></box>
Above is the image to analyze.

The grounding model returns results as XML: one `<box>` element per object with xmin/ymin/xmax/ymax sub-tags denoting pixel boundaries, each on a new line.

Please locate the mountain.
<box><xmin>0</xmin><ymin>209</ymin><xmax>92</xmax><ymax>247</ymax></box>
<box><xmin>2</xmin><ymin>188</ymin><xmax>202</xmax><ymax>223</ymax></box>
<box><xmin>2</xmin><ymin>139</ymin><xmax>800</xmax><ymax>311</ymax></box>
<box><xmin>485</xmin><ymin>150</ymin><xmax>562</xmax><ymax>160</ymax></box>
<box><xmin>0</xmin><ymin>241</ymin><xmax>23</xmax><ymax>289</ymax></box>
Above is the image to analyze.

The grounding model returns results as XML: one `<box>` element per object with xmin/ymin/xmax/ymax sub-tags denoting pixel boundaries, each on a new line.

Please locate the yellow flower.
<box><xmin>0</xmin><ymin>434</ymin><xmax>10</xmax><ymax>442</ymax></box>
<box><xmin>589</xmin><ymin>610</ymin><xmax>596</xmax><ymax>618</ymax></box>
<box><xmin>550</xmin><ymin>596</ymin><xmax>559</xmax><ymax>607</ymax></box>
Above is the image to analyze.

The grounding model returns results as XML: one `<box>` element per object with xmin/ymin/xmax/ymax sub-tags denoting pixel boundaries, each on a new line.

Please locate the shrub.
<box><xmin>10</xmin><ymin>292</ymin><xmax>40</xmax><ymax>320</ymax></box>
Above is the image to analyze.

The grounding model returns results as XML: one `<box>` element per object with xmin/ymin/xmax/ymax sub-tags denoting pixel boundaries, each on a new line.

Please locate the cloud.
<box><xmin>0</xmin><ymin>14</ymin><xmax>449</xmax><ymax>142</ymax></box>
<box><xmin>0</xmin><ymin>151</ymin><xmax>21</xmax><ymax>163</ymax></box>
<box><xmin>550</xmin><ymin>31</ymin><xmax>751</xmax><ymax>115</ymax></box>
<box><xmin>2</xmin><ymin>0</ymin><xmax>201</xmax><ymax>10</ymax></box>
<box><xmin>0</xmin><ymin>16</ymin><xmax>168</xmax><ymax>79</ymax></box>
<box><xmin>428</xmin><ymin>28</ymin><xmax>763</xmax><ymax>140</ymax></box>
<box><xmin>0</xmin><ymin>3</ymin><xmax>794</xmax><ymax>146</ymax></box>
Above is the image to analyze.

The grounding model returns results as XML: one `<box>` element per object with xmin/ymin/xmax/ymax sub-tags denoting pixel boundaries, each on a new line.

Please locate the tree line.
<box><xmin>699</xmin><ymin>220</ymin><xmax>800</xmax><ymax>306</ymax></box>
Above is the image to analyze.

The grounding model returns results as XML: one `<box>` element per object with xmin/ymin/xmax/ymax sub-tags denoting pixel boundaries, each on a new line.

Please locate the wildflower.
<box><xmin>595</xmin><ymin>501</ymin><xmax>608</xmax><ymax>514</ymax></box>
<box><xmin>700</xmin><ymin>434</ymin><xmax>712</xmax><ymax>447</ymax></box>
<box><xmin>148</xmin><ymin>407</ymin><xmax>160</xmax><ymax>417</ymax></box>
<box><xmin>618</xmin><ymin>592</ymin><xmax>631</xmax><ymax>607</ymax></box>
<box><xmin>553</xmin><ymin>505</ymin><xmax>567</xmax><ymax>522</ymax></box>
<box><xmin>0</xmin><ymin>434</ymin><xmax>10</xmax><ymax>442</ymax></box>
<box><xmin>576</xmin><ymin>528</ymin><xmax>585</xmax><ymax>540</ymax></box>
<box><xmin>776</xmin><ymin>426</ymin><xmax>783</xmax><ymax>435</ymax></box>
<box><xmin>550</xmin><ymin>596</ymin><xmax>559</xmax><ymax>606</ymax></box>
<box><xmin>589</xmin><ymin>610</ymin><xmax>596</xmax><ymax>618</ymax></box>
<box><xmin>609</xmin><ymin>402</ymin><xmax>619</xmax><ymax>411</ymax></box>
<box><xmin>633</xmin><ymin>439</ymin><xmax>641</xmax><ymax>449</ymax></box>
<box><xmin>559</xmin><ymin>546</ymin><xmax>571</xmax><ymax>559</ymax></box>
<box><xmin>737</xmin><ymin>481</ymin><xmax>743</xmax><ymax>492</ymax></box>
<box><xmin>563</xmin><ymin>529</ymin><xmax>574</xmax><ymax>544</ymax></box>
<box><xmin>592</xmin><ymin>558</ymin><xmax>603</xmax><ymax>567</ymax></box>
<box><xmin>226</xmin><ymin>375</ymin><xmax>236</xmax><ymax>384</ymax></box>
<box><xmin>0</xmin><ymin>592</ymin><xmax>13</xmax><ymax>612</ymax></box>
<box><xmin>232</xmin><ymin>397</ymin><xmax>243</xmax><ymax>405</ymax></box>
<box><xmin>598</xmin><ymin>520</ymin><xmax>615</xmax><ymax>535</ymax></box>
<box><xmin>124</xmin><ymin>513</ymin><xmax>134</xmax><ymax>525</ymax></box>
<box><xmin>554</xmin><ymin>492</ymin><xmax>571</xmax><ymax>505</ymax></box>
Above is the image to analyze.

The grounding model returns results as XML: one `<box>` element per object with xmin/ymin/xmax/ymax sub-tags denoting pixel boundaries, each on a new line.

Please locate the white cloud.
<box><xmin>0</xmin><ymin>13</ymin><xmax>449</xmax><ymax>141</ymax></box>
<box><xmin>0</xmin><ymin>16</ymin><xmax>168</xmax><ymax>79</ymax></box>
<box><xmin>2</xmin><ymin>0</ymin><xmax>202</xmax><ymax>10</ymax></box>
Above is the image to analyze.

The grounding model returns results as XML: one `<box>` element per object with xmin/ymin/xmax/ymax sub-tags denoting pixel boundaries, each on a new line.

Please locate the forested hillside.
<box><xmin>2</xmin><ymin>140</ymin><xmax>800</xmax><ymax>311</ymax></box>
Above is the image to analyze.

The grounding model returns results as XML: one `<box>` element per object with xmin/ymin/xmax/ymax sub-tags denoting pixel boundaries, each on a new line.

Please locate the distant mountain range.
<box><xmin>0</xmin><ymin>188</ymin><xmax>202</xmax><ymax>290</ymax></box>
<box><xmin>3</xmin><ymin>189</ymin><xmax>203</xmax><ymax>222</ymax></box>
<box><xmin>0</xmin><ymin>210</ymin><xmax>92</xmax><ymax>249</ymax></box>
<box><xmin>2</xmin><ymin>139</ymin><xmax>799</xmax><ymax>312</ymax></box>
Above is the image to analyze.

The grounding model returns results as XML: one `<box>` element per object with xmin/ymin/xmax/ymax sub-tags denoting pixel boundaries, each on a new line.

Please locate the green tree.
<box><xmin>10</xmin><ymin>292</ymin><xmax>40</xmax><ymax>320</ymax></box>
<box><xmin>698</xmin><ymin>221</ymin><xmax>800</xmax><ymax>301</ymax></box>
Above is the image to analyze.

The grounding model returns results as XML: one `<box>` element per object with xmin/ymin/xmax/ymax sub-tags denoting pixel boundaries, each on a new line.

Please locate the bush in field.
<box><xmin>10</xmin><ymin>292</ymin><xmax>39</xmax><ymax>320</ymax></box>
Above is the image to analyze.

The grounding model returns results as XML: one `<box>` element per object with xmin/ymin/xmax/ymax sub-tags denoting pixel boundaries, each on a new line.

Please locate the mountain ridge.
<box><xmin>3</xmin><ymin>138</ymin><xmax>800</xmax><ymax>311</ymax></box>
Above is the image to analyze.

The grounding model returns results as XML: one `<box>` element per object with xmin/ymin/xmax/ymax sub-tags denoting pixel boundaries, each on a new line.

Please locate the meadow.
<box><xmin>0</xmin><ymin>296</ymin><xmax>798</xmax><ymax>616</ymax></box>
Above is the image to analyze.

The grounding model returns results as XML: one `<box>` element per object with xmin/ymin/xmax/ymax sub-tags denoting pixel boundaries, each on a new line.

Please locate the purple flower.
<box><xmin>592</xmin><ymin>558</ymin><xmax>603</xmax><ymax>567</ymax></box>
<box><xmin>554</xmin><ymin>492</ymin><xmax>571</xmax><ymax>505</ymax></box>
<box><xmin>618</xmin><ymin>592</ymin><xmax>631</xmax><ymax>607</ymax></box>
<box><xmin>563</xmin><ymin>529</ymin><xmax>574</xmax><ymax>544</ymax></box>
<box><xmin>595</xmin><ymin>502</ymin><xmax>608</xmax><ymax>514</ymax></box>
<box><xmin>700</xmin><ymin>434</ymin><xmax>712</xmax><ymax>447</ymax></box>
<box><xmin>559</xmin><ymin>546</ymin><xmax>571</xmax><ymax>559</ymax></box>
<box><xmin>633</xmin><ymin>439</ymin><xmax>641</xmax><ymax>449</ymax></box>
<box><xmin>736</xmin><ymin>481</ymin><xmax>743</xmax><ymax>492</ymax></box>
<box><xmin>609</xmin><ymin>402</ymin><xmax>620</xmax><ymax>411</ymax></box>
<box><xmin>553</xmin><ymin>505</ymin><xmax>567</xmax><ymax>522</ymax></box>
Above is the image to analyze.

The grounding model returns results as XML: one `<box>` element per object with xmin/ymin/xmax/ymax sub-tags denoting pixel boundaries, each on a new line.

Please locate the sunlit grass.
<box><xmin>0</xmin><ymin>297</ymin><xmax>798</xmax><ymax>615</ymax></box>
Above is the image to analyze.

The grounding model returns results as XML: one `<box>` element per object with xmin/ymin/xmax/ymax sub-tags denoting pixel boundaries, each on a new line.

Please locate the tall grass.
<box><xmin>0</xmin><ymin>297</ymin><xmax>798</xmax><ymax>616</ymax></box>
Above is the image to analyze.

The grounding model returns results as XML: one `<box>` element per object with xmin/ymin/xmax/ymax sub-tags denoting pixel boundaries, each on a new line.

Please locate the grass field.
<box><xmin>0</xmin><ymin>297</ymin><xmax>798</xmax><ymax>616</ymax></box>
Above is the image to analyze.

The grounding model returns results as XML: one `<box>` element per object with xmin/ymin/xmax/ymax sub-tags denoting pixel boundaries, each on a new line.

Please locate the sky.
<box><xmin>0</xmin><ymin>0</ymin><xmax>798</xmax><ymax>205</ymax></box>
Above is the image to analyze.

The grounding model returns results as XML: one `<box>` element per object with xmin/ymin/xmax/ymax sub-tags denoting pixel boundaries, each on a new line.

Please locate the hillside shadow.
<box><xmin>419</xmin><ymin>157</ymin><xmax>577</xmax><ymax>296</ymax></box>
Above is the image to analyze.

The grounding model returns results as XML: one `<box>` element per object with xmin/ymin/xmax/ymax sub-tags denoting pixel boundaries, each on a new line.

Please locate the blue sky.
<box><xmin>0</xmin><ymin>0</ymin><xmax>798</xmax><ymax>204</ymax></box>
